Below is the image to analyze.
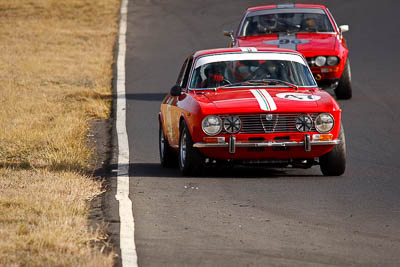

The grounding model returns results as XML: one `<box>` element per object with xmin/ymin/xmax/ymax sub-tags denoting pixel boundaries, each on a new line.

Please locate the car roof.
<box><xmin>193</xmin><ymin>47</ymin><xmax>304</xmax><ymax>58</ymax></box>
<box><xmin>247</xmin><ymin>3</ymin><xmax>327</xmax><ymax>12</ymax></box>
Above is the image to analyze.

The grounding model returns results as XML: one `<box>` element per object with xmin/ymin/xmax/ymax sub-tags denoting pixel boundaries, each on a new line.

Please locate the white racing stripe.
<box><xmin>240</xmin><ymin>47</ymin><xmax>258</xmax><ymax>52</ymax></box>
<box><xmin>259</xmin><ymin>89</ymin><xmax>277</xmax><ymax>111</ymax></box>
<box><xmin>194</xmin><ymin>53</ymin><xmax>306</xmax><ymax>68</ymax></box>
<box><xmin>115</xmin><ymin>0</ymin><xmax>138</xmax><ymax>266</ymax></box>
<box><xmin>251</xmin><ymin>89</ymin><xmax>268</xmax><ymax>111</ymax></box>
<box><xmin>250</xmin><ymin>89</ymin><xmax>277</xmax><ymax>111</ymax></box>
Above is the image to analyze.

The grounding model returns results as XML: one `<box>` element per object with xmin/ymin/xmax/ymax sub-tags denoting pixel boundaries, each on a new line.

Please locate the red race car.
<box><xmin>224</xmin><ymin>3</ymin><xmax>352</xmax><ymax>99</ymax></box>
<box><xmin>159</xmin><ymin>47</ymin><xmax>346</xmax><ymax>176</ymax></box>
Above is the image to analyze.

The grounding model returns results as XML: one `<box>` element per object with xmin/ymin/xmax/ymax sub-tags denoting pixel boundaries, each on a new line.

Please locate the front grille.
<box><xmin>221</xmin><ymin>113</ymin><xmax>318</xmax><ymax>134</ymax></box>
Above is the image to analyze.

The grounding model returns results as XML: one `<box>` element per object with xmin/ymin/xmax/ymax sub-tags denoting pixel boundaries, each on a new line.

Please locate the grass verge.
<box><xmin>0</xmin><ymin>0</ymin><xmax>120</xmax><ymax>265</ymax></box>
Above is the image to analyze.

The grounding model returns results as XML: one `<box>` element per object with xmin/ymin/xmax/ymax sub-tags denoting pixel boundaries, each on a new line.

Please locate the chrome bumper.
<box><xmin>193</xmin><ymin>134</ymin><xmax>341</xmax><ymax>154</ymax></box>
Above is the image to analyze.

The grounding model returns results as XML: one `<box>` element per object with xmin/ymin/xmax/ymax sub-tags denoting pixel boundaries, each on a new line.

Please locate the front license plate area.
<box><xmin>272</xmin><ymin>146</ymin><xmax>291</xmax><ymax>151</ymax></box>
<box><xmin>248</xmin><ymin>147</ymin><xmax>265</xmax><ymax>152</ymax></box>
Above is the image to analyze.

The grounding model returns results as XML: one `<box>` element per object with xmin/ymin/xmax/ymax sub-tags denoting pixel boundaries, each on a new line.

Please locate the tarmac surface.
<box><xmin>104</xmin><ymin>0</ymin><xmax>400</xmax><ymax>266</ymax></box>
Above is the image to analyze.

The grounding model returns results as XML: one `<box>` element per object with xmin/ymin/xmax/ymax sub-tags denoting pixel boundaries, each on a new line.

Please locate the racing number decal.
<box><xmin>264</xmin><ymin>33</ymin><xmax>310</xmax><ymax>50</ymax></box>
<box><xmin>276</xmin><ymin>93</ymin><xmax>321</xmax><ymax>101</ymax></box>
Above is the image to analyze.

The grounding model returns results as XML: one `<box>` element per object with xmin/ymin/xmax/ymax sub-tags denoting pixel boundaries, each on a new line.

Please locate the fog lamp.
<box><xmin>204</xmin><ymin>137</ymin><xmax>225</xmax><ymax>143</ymax></box>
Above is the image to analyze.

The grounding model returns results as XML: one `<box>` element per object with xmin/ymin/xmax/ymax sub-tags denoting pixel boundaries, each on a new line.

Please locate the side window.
<box><xmin>176</xmin><ymin>58</ymin><xmax>188</xmax><ymax>86</ymax></box>
<box><xmin>181</xmin><ymin>57</ymin><xmax>193</xmax><ymax>88</ymax></box>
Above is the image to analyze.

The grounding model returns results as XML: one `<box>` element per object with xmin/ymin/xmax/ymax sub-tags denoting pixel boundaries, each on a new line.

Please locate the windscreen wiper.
<box><xmin>219</xmin><ymin>79</ymin><xmax>298</xmax><ymax>90</ymax></box>
<box><xmin>219</xmin><ymin>81</ymin><xmax>255</xmax><ymax>88</ymax></box>
<box><xmin>246</xmin><ymin>79</ymin><xmax>298</xmax><ymax>90</ymax></box>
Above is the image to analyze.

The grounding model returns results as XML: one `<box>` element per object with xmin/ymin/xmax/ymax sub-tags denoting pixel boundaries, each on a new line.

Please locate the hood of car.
<box><xmin>237</xmin><ymin>33</ymin><xmax>337</xmax><ymax>52</ymax></box>
<box><xmin>196</xmin><ymin>88</ymin><xmax>328</xmax><ymax>114</ymax></box>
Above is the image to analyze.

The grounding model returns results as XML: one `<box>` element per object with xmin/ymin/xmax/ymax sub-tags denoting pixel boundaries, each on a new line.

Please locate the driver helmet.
<box><xmin>304</xmin><ymin>18</ymin><xmax>317</xmax><ymax>29</ymax></box>
<box><xmin>259</xmin><ymin>14</ymin><xmax>277</xmax><ymax>29</ymax></box>
<box><xmin>260</xmin><ymin>60</ymin><xmax>278</xmax><ymax>79</ymax></box>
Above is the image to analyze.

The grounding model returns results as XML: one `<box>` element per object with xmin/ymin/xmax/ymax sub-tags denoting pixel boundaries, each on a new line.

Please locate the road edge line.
<box><xmin>114</xmin><ymin>0</ymin><xmax>138</xmax><ymax>266</ymax></box>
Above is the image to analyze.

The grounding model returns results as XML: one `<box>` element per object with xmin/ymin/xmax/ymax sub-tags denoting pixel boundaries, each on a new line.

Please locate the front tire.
<box><xmin>335</xmin><ymin>59</ymin><xmax>352</xmax><ymax>100</ymax></box>
<box><xmin>178</xmin><ymin>121</ymin><xmax>203</xmax><ymax>176</ymax></box>
<box><xmin>319</xmin><ymin>126</ymin><xmax>346</xmax><ymax>176</ymax></box>
<box><xmin>159</xmin><ymin>121</ymin><xmax>176</xmax><ymax>168</ymax></box>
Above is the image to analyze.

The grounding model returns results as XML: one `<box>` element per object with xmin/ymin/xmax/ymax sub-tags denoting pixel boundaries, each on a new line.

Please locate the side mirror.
<box><xmin>339</xmin><ymin>25</ymin><xmax>349</xmax><ymax>33</ymax></box>
<box><xmin>223</xmin><ymin>30</ymin><xmax>234</xmax><ymax>41</ymax></box>
<box><xmin>170</xmin><ymin>85</ymin><xmax>182</xmax><ymax>96</ymax></box>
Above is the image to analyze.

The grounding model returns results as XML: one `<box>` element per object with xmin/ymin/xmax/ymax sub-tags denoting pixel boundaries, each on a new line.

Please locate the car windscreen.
<box><xmin>189</xmin><ymin>53</ymin><xmax>316</xmax><ymax>89</ymax></box>
<box><xmin>240</xmin><ymin>8</ymin><xmax>334</xmax><ymax>36</ymax></box>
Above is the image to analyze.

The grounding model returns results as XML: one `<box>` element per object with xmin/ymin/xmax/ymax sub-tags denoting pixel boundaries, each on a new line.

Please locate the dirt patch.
<box><xmin>88</xmin><ymin>118</ymin><xmax>115</xmax><ymax>256</ymax></box>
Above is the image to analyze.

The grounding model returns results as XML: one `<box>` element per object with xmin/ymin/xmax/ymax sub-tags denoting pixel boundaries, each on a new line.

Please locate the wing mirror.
<box><xmin>223</xmin><ymin>30</ymin><xmax>234</xmax><ymax>41</ymax></box>
<box><xmin>339</xmin><ymin>25</ymin><xmax>349</xmax><ymax>33</ymax></box>
<box><xmin>170</xmin><ymin>85</ymin><xmax>182</xmax><ymax>96</ymax></box>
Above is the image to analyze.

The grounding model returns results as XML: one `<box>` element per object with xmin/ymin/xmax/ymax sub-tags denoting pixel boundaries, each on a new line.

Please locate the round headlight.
<box><xmin>296</xmin><ymin>115</ymin><xmax>313</xmax><ymax>132</ymax></box>
<box><xmin>223</xmin><ymin>116</ymin><xmax>241</xmax><ymax>134</ymax></box>
<box><xmin>315</xmin><ymin>113</ymin><xmax>334</xmax><ymax>133</ymax></box>
<box><xmin>202</xmin><ymin>115</ymin><xmax>222</xmax><ymax>136</ymax></box>
<box><xmin>315</xmin><ymin>56</ymin><xmax>327</xmax><ymax>67</ymax></box>
<box><xmin>327</xmin><ymin>56</ymin><xmax>339</xmax><ymax>66</ymax></box>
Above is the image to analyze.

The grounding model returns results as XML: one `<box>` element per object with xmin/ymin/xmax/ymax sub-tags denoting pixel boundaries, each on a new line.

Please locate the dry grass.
<box><xmin>0</xmin><ymin>169</ymin><xmax>111</xmax><ymax>266</ymax></box>
<box><xmin>0</xmin><ymin>0</ymin><xmax>120</xmax><ymax>265</ymax></box>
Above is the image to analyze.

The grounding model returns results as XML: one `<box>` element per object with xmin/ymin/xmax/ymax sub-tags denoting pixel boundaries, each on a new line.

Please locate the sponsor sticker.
<box><xmin>276</xmin><ymin>93</ymin><xmax>321</xmax><ymax>101</ymax></box>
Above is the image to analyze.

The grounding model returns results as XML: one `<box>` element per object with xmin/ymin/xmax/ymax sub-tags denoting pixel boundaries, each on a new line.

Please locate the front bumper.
<box><xmin>193</xmin><ymin>134</ymin><xmax>340</xmax><ymax>154</ymax></box>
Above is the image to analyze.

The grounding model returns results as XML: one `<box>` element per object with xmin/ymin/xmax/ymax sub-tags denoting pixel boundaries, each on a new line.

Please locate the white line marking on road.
<box><xmin>115</xmin><ymin>0</ymin><xmax>138</xmax><ymax>266</ymax></box>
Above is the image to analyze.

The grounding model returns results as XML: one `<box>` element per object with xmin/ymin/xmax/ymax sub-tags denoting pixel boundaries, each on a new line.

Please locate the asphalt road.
<box><xmin>106</xmin><ymin>0</ymin><xmax>400</xmax><ymax>266</ymax></box>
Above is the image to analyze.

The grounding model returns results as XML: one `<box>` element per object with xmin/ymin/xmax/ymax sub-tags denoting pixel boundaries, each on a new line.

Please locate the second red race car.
<box><xmin>224</xmin><ymin>3</ymin><xmax>352</xmax><ymax>99</ymax></box>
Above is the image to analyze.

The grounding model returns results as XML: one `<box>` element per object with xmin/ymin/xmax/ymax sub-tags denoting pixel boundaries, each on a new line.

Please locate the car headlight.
<box><xmin>296</xmin><ymin>115</ymin><xmax>313</xmax><ymax>132</ymax></box>
<box><xmin>223</xmin><ymin>116</ymin><xmax>241</xmax><ymax>134</ymax></box>
<box><xmin>314</xmin><ymin>56</ymin><xmax>327</xmax><ymax>67</ymax></box>
<box><xmin>202</xmin><ymin>115</ymin><xmax>222</xmax><ymax>136</ymax></box>
<box><xmin>327</xmin><ymin>56</ymin><xmax>339</xmax><ymax>66</ymax></box>
<box><xmin>315</xmin><ymin>113</ymin><xmax>334</xmax><ymax>133</ymax></box>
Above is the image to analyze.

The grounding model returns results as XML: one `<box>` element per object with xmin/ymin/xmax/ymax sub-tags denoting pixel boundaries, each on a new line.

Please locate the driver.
<box><xmin>234</xmin><ymin>60</ymin><xmax>257</xmax><ymax>81</ymax></box>
<box><xmin>302</xmin><ymin>18</ymin><xmax>318</xmax><ymax>32</ymax></box>
<box><xmin>199</xmin><ymin>63</ymin><xmax>226</xmax><ymax>88</ymax></box>
<box><xmin>251</xmin><ymin>60</ymin><xmax>279</xmax><ymax>80</ymax></box>
<box><xmin>257</xmin><ymin>14</ymin><xmax>277</xmax><ymax>33</ymax></box>
<box><xmin>275</xmin><ymin>13</ymin><xmax>300</xmax><ymax>32</ymax></box>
